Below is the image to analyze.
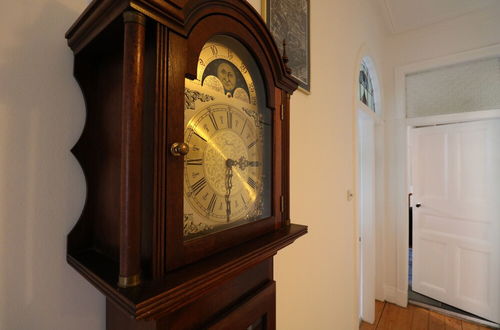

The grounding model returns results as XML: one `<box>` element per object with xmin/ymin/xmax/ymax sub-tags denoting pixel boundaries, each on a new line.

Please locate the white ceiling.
<box><xmin>381</xmin><ymin>0</ymin><xmax>498</xmax><ymax>34</ymax></box>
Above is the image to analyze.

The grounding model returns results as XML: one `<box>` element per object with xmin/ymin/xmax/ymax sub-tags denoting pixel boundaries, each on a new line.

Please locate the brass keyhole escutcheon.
<box><xmin>170</xmin><ymin>142</ymin><xmax>189</xmax><ymax>156</ymax></box>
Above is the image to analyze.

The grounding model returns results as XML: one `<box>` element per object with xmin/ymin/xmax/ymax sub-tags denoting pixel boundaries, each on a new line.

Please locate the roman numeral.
<box><xmin>207</xmin><ymin>194</ymin><xmax>217</xmax><ymax>213</ymax></box>
<box><xmin>210</xmin><ymin>45</ymin><xmax>218</xmax><ymax>56</ymax></box>
<box><xmin>240</xmin><ymin>194</ymin><xmax>247</xmax><ymax>207</ymax></box>
<box><xmin>241</xmin><ymin>119</ymin><xmax>247</xmax><ymax>135</ymax></box>
<box><xmin>247</xmin><ymin>140</ymin><xmax>256</xmax><ymax>149</ymax></box>
<box><xmin>227</xmin><ymin>111</ymin><xmax>233</xmax><ymax>129</ymax></box>
<box><xmin>194</xmin><ymin>131</ymin><xmax>207</xmax><ymax>142</ymax></box>
<box><xmin>187</xmin><ymin>159</ymin><xmax>203</xmax><ymax>166</ymax></box>
<box><xmin>247</xmin><ymin>177</ymin><xmax>257</xmax><ymax>190</ymax></box>
<box><xmin>209</xmin><ymin>112</ymin><xmax>219</xmax><ymax>130</ymax></box>
<box><xmin>191</xmin><ymin>177</ymin><xmax>207</xmax><ymax>196</ymax></box>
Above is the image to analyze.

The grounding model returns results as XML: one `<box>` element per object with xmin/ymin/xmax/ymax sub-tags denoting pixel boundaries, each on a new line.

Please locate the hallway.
<box><xmin>360</xmin><ymin>301</ymin><xmax>495</xmax><ymax>330</ymax></box>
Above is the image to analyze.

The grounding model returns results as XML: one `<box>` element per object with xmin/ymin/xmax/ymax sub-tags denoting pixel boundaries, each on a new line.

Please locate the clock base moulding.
<box><xmin>69</xmin><ymin>225</ymin><xmax>306</xmax><ymax>328</ymax></box>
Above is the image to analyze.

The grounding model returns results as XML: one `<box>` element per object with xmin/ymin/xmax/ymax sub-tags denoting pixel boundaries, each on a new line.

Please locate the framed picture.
<box><xmin>262</xmin><ymin>0</ymin><xmax>310</xmax><ymax>93</ymax></box>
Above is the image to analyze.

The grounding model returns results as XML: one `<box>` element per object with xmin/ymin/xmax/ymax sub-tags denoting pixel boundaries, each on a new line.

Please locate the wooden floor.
<box><xmin>360</xmin><ymin>301</ymin><xmax>494</xmax><ymax>330</ymax></box>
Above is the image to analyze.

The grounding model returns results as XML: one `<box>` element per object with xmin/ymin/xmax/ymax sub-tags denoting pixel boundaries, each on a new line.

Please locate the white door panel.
<box><xmin>411</xmin><ymin>119</ymin><xmax>500</xmax><ymax>323</ymax></box>
<box><xmin>358</xmin><ymin>109</ymin><xmax>376</xmax><ymax>323</ymax></box>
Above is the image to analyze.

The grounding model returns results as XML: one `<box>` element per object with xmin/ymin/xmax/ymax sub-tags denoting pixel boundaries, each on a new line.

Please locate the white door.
<box><xmin>358</xmin><ymin>110</ymin><xmax>376</xmax><ymax>323</ymax></box>
<box><xmin>411</xmin><ymin>119</ymin><xmax>500</xmax><ymax>323</ymax></box>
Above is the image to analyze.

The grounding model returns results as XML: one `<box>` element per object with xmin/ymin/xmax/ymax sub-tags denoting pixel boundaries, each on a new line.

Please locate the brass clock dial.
<box><xmin>184</xmin><ymin>104</ymin><xmax>261</xmax><ymax>221</ymax></box>
<box><xmin>183</xmin><ymin>36</ymin><xmax>271</xmax><ymax>239</ymax></box>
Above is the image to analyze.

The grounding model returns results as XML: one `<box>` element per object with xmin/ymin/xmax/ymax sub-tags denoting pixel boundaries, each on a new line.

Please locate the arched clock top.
<box><xmin>181</xmin><ymin>0</ymin><xmax>298</xmax><ymax>95</ymax></box>
<box><xmin>66</xmin><ymin>0</ymin><xmax>297</xmax><ymax>95</ymax></box>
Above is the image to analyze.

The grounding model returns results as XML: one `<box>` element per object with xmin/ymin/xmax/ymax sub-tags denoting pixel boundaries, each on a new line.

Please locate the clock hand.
<box><xmin>225</xmin><ymin>158</ymin><xmax>234</xmax><ymax>222</ymax></box>
<box><xmin>226</xmin><ymin>158</ymin><xmax>237</xmax><ymax>168</ymax></box>
<box><xmin>235</xmin><ymin>156</ymin><xmax>260</xmax><ymax>170</ymax></box>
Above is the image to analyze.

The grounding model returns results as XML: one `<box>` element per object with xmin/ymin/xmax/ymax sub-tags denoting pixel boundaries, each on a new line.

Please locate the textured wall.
<box><xmin>406</xmin><ymin>57</ymin><xmax>500</xmax><ymax>118</ymax></box>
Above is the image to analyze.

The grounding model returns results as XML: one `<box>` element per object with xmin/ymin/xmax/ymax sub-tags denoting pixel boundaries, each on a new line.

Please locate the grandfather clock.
<box><xmin>65</xmin><ymin>0</ymin><xmax>306</xmax><ymax>328</ymax></box>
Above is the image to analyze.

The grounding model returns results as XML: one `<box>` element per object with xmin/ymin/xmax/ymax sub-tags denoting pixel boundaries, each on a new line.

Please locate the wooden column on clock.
<box><xmin>65</xmin><ymin>1</ymin><xmax>307</xmax><ymax>329</ymax></box>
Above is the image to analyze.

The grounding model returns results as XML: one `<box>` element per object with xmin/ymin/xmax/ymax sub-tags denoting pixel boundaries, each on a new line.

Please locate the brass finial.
<box><xmin>282</xmin><ymin>39</ymin><xmax>292</xmax><ymax>75</ymax></box>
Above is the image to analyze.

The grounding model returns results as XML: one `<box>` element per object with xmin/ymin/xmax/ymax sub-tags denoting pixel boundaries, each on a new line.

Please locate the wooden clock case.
<box><xmin>65</xmin><ymin>0</ymin><xmax>307</xmax><ymax>328</ymax></box>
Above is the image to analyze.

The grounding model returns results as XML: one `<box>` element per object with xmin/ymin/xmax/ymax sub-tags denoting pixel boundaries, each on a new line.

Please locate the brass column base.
<box><xmin>118</xmin><ymin>274</ymin><xmax>141</xmax><ymax>288</ymax></box>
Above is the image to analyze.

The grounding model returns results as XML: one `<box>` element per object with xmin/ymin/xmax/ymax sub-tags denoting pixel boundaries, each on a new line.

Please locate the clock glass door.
<box><xmin>183</xmin><ymin>36</ymin><xmax>272</xmax><ymax>240</ymax></box>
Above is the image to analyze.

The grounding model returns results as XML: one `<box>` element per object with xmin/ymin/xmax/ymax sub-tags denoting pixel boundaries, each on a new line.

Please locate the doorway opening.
<box><xmin>393</xmin><ymin>45</ymin><xmax>500</xmax><ymax>330</ymax></box>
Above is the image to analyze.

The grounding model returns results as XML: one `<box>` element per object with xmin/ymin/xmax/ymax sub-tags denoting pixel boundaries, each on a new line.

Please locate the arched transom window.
<box><xmin>359</xmin><ymin>60</ymin><xmax>376</xmax><ymax>112</ymax></box>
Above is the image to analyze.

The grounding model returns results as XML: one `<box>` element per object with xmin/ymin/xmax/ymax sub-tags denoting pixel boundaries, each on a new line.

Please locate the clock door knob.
<box><xmin>170</xmin><ymin>142</ymin><xmax>190</xmax><ymax>156</ymax></box>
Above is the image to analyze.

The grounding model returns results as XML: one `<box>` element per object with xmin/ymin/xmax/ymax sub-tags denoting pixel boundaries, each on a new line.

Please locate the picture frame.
<box><xmin>262</xmin><ymin>0</ymin><xmax>310</xmax><ymax>93</ymax></box>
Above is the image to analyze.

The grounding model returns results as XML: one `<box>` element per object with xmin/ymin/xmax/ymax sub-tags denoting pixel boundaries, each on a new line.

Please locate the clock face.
<box><xmin>183</xmin><ymin>36</ymin><xmax>272</xmax><ymax>239</ymax></box>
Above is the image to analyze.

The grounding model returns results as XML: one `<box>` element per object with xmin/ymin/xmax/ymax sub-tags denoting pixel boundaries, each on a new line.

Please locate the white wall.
<box><xmin>0</xmin><ymin>0</ymin><xmax>105</xmax><ymax>329</ymax></box>
<box><xmin>0</xmin><ymin>0</ymin><xmax>388</xmax><ymax>329</ymax></box>
<box><xmin>382</xmin><ymin>2</ymin><xmax>500</xmax><ymax>305</ymax></box>
<box><xmin>261</xmin><ymin>0</ymin><xmax>388</xmax><ymax>328</ymax></box>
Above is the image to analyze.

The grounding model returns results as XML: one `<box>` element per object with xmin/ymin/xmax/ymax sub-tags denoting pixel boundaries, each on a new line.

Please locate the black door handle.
<box><xmin>415</xmin><ymin>203</ymin><xmax>422</xmax><ymax>208</ymax></box>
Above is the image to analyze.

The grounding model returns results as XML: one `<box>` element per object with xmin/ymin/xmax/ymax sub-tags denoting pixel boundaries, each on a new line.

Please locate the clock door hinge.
<box><xmin>280</xmin><ymin>103</ymin><xmax>285</xmax><ymax>121</ymax></box>
<box><xmin>280</xmin><ymin>195</ymin><xmax>285</xmax><ymax>213</ymax></box>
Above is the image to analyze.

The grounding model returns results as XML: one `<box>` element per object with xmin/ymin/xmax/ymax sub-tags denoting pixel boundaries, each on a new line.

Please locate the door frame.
<box><xmin>390</xmin><ymin>43</ymin><xmax>500</xmax><ymax>307</ymax></box>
